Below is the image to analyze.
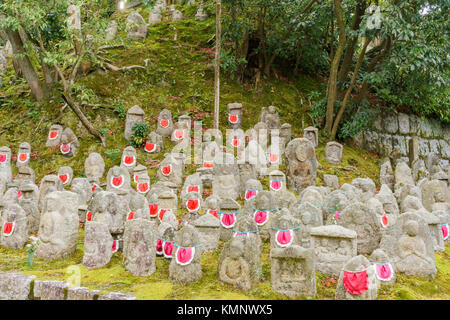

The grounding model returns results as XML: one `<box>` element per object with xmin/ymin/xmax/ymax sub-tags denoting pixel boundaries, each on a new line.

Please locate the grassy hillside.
<box><xmin>0</xmin><ymin>4</ymin><xmax>447</xmax><ymax>300</ymax></box>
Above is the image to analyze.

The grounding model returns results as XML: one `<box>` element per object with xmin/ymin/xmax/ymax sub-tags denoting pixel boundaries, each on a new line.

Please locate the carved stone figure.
<box><xmin>46</xmin><ymin>124</ymin><xmax>63</xmax><ymax>148</ymax></box>
<box><xmin>16</xmin><ymin>142</ymin><xmax>31</xmax><ymax>168</ymax></box>
<box><xmin>325</xmin><ymin>141</ymin><xmax>343</xmax><ymax>165</ymax></box>
<box><xmin>124</xmin><ymin>105</ymin><xmax>145</xmax><ymax>141</ymax></box>
<box><xmin>84</xmin><ymin>152</ymin><xmax>105</xmax><ymax>180</ymax></box>
<box><xmin>82</xmin><ymin>221</ymin><xmax>114</xmax><ymax>268</ymax></box>
<box><xmin>285</xmin><ymin>138</ymin><xmax>316</xmax><ymax>193</ymax></box>
<box><xmin>156</xmin><ymin>109</ymin><xmax>174</xmax><ymax>137</ymax></box>
<box><xmin>60</xmin><ymin>128</ymin><xmax>79</xmax><ymax>157</ymax></box>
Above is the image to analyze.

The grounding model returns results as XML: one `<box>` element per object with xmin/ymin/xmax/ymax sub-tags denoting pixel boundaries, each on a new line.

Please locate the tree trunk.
<box><xmin>5</xmin><ymin>28</ymin><xmax>47</xmax><ymax>101</ymax></box>
<box><xmin>337</xmin><ymin>0</ymin><xmax>366</xmax><ymax>87</ymax></box>
<box><xmin>214</xmin><ymin>0</ymin><xmax>222</xmax><ymax>129</ymax></box>
<box><xmin>325</xmin><ymin>0</ymin><xmax>346</xmax><ymax>135</ymax></box>
<box><xmin>331</xmin><ymin>38</ymin><xmax>370</xmax><ymax>140</ymax></box>
<box><xmin>61</xmin><ymin>93</ymin><xmax>106</xmax><ymax>146</ymax></box>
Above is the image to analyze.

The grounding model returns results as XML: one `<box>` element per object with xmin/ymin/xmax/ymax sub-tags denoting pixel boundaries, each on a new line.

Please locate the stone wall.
<box><xmin>0</xmin><ymin>273</ymin><xmax>135</xmax><ymax>300</ymax></box>
<box><xmin>353</xmin><ymin>112</ymin><xmax>450</xmax><ymax>164</ymax></box>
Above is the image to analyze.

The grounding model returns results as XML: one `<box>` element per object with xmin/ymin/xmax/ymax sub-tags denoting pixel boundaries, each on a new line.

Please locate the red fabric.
<box><xmin>254</xmin><ymin>210</ymin><xmax>269</xmax><ymax>225</ymax></box>
<box><xmin>176</xmin><ymin>247</ymin><xmax>193</xmax><ymax>264</ymax></box>
<box><xmin>203</xmin><ymin>161</ymin><xmax>213</xmax><ymax>168</ymax></box>
<box><xmin>343</xmin><ymin>270</ymin><xmax>369</xmax><ymax>295</ymax></box>
<box><xmin>160</xmin><ymin>119</ymin><xmax>169</xmax><ymax>127</ymax></box>
<box><xmin>381</xmin><ymin>214</ymin><xmax>388</xmax><ymax>227</ymax></box>
<box><xmin>158</xmin><ymin>209</ymin><xmax>167</xmax><ymax>221</ymax></box>
<box><xmin>221</xmin><ymin>214</ymin><xmax>236</xmax><ymax>228</ymax></box>
<box><xmin>187</xmin><ymin>200</ymin><xmax>199</xmax><ymax>211</ymax></box>
<box><xmin>270</xmin><ymin>180</ymin><xmax>282</xmax><ymax>190</ymax></box>
<box><xmin>138</xmin><ymin>183</ymin><xmax>149</xmax><ymax>193</ymax></box>
<box><xmin>229</xmin><ymin>114</ymin><xmax>238</xmax><ymax>123</ymax></box>
<box><xmin>124</xmin><ymin>156</ymin><xmax>134</xmax><ymax>165</ymax></box>
<box><xmin>0</xmin><ymin>154</ymin><xmax>5</xmax><ymax>162</ymax></box>
<box><xmin>59</xmin><ymin>174</ymin><xmax>68</xmax><ymax>184</ymax></box>
<box><xmin>112</xmin><ymin>240</ymin><xmax>118</xmax><ymax>253</ymax></box>
<box><xmin>164</xmin><ymin>242</ymin><xmax>174</xmax><ymax>257</ymax></box>
<box><xmin>245</xmin><ymin>190</ymin><xmax>257</xmax><ymax>200</ymax></box>
<box><xmin>162</xmin><ymin>165</ymin><xmax>171</xmax><ymax>175</ymax></box>
<box><xmin>91</xmin><ymin>184</ymin><xmax>97</xmax><ymax>192</ymax></box>
<box><xmin>232</xmin><ymin>139</ymin><xmax>240</xmax><ymax>147</ymax></box>
<box><xmin>187</xmin><ymin>186</ymin><xmax>199</xmax><ymax>193</ymax></box>
<box><xmin>112</xmin><ymin>176</ymin><xmax>123</xmax><ymax>187</ymax></box>
<box><xmin>127</xmin><ymin>212</ymin><xmax>134</xmax><ymax>220</ymax></box>
<box><xmin>17</xmin><ymin>190</ymin><xmax>22</xmax><ymax>199</ymax></box>
<box><xmin>2</xmin><ymin>222</ymin><xmax>14</xmax><ymax>235</ymax></box>
<box><xmin>276</xmin><ymin>230</ymin><xmax>292</xmax><ymax>246</ymax></box>
<box><xmin>61</xmin><ymin>144</ymin><xmax>70</xmax><ymax>153</ymax></box>
<box><xmin>442</xmin><ymin>224</ymin><xmax>449</xmax><ymax>240</ymax></box>
<box><xmin>18</xmin><ymin>153</ymin><xmax>28</xmax><ymax>162</ymax></box>
<box><xmin>86</xmin><ymin>211</ymin><xmax>92</xmax><ymax>222</ymax></box>
<box><xmin>144</xmin><ymin>143</ymin><xmax>156</xmax><ymax>152</ymax></box>
<box><xmin>269</xmin><ymin>154</ymin><xmax>278</xmax><ymax>163</ymax></box>
<box><xmin>175</xmin><ymin>130</ymin><xmax>184</xmax><ymax>139</ymax></box>
<box><xmin>149</xmin><ymin>204</ymin><xmax>158</xmax><ymax>217</ymax></box>
<box><xmin>375</xmin><ymin>264</ymin><xmax>392</xmax><ymax>280</ymax></box>
<box><xmin>208</xmin><ymin>210</ymin><xmax>218</xmax><ymax>218</ymax></box>
<box><xmin>156</xmin><ymin>239</ymin><xmax>163</xmax><ymax>254</ymax></box>
<box><xmin>49</xmin><ymin>131</ymin><xmax>58</xmax><ymax>139</ymax></box>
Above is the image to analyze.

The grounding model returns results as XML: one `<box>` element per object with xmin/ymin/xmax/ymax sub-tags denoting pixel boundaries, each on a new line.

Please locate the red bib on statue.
<box><xmin>0</xmin><ymin>154</ymin><xmax>5</xmax><ymax>163</ymax></box>
<box><xmin>220</xmin><ymin>214</ymin><xmax>236</xmax><ymax>229</ymax></box>
<box><xmin>2</xmin><ymin>222</ymin><xmax>14</xmax><ymax>236</ymax></box>
<box><xmin>187</xmin><ymin>186</ymin><xmax>199</xmax><ymax>193</ymax></box>
<box><xmin>228</xmin><ymin>114</ymin><xmax>238</xmax><ymax>124</ymax></box>
<box><xmin>270</xmin><ymin>180</ymin><xmax>282</xmax><ymax>191</ymax></box>
<box><xmin>276</xmin><ymin>230</ymin><xmax>293</xmax><ymax>247</ymax></box>
<box><xmin>137</xmin><ymin>183</ymin><xmax>149</xmax><ymax>193</ymax></box>
<box><xmin>18</xmin><ymin>153</ymin><xmax>28</xmax><ymax>163</ymax></box>
<box><xmin>49</xmin><ymin>131</ymin><xmax>59</xmax><ymax>139</ymax></box>
<box><xmin>144</xmin><ymin>143</ymin><xmax>156</xmax><ymax>153</ymax></box>
<box><xmin>160</xmin><ymin>119</ymin><xmax>169</xmax><ymax>128</ymax></box>
<box><xmin>176</xmin><ymin>247</ymin><xmax>195</xmax><ymax>265</ymax></box>
<box><xmin>149</xmin><ymin>204</ymin><xmax>158</xmax><ymax>217</ymax></box>
<box><xmin>59</xmin><ymin>174</ymin><xmax>69</xmax><ymax>184</ymax></box>
<box><xmin>162</xmin><ymin>165</ymin><xmax>172</xmax><ymax>176</ymax></box>
<box><xmin>254</xmin><ymin>210</ymin><xmax>269</xmax><ymax>226</ymax></box>
<box><xmin>164</xmin><ymin>241</ymin><xmax>174</xmax><ymax>258</ymax></box>
<box><xmin>187</xmin><ymin>200</ymin><xmax>199</xmax><ymax>212</ymax></box>
<box><xmin>112</xmin><ymin>176</ymin><xmax>123</xmax><ymax>188</ymax></box>
<box><xmin>343</xmin><ymin>270</ymin><xmax>369</xmax><ymax>295</ymax></box>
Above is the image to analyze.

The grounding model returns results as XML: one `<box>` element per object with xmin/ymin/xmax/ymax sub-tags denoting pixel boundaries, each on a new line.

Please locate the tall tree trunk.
<box><xmin>337</xmin><ymin>0</ymin><xmax>366</xmax><ymax>87</ymax></box>
<box><xmin>325</xmin><ymin>0</ymin><xmax>346</xmax><ymax>135</ymax></box>
<box><xmin>5</xmin><ymin>28</ymin><xmax>47</xmax><ymax>101</ymax></box>
<box><xmin>214</xmin><ymin>0</ymin><xmax>222</xmax><ymax>129</ymax></box>
<box><xmin>331</xmin><ymin>38</ymin><xmax>370</xmax><ymax>140</ymax></box>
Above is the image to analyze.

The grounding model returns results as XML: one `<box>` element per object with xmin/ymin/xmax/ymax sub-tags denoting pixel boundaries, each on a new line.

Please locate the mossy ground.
<box><xmin>0</xmin><ymin>4</ymin><xmax>447</xmax><ymax>300</ymax></box>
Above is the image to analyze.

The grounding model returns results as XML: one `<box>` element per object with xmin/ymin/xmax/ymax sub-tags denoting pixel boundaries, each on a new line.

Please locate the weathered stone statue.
<box><xmin>285</xmin><ymin>138</ymin><xmax>317</xmax><ymax>193</ymax></box>
<box><xmin>60</xmin><ymin>128</ymin><xmax>79</xmax><ymax>157</ymax></box>
<box><xmin>120</xmin><ymin>146</ymin><xmax>137</xmax><ymax>174</ymax></box>
<box><xmin>106</xmin><ymin>166</ymin><xmax>131</xmax><ymax>192</ymax></box>
<box><xmin>124</xmin><ymin>105</ymin><xmax>145</xmax><ymax>141</ymax></box>
<box><xmin>191</xmin><ymin>213</ymin><xmax>220</xmax><ymax>252</ymax></box>
<box><xmin>144</xmin><ymin>131</ymin><xmax>163</xmax><ymax>153</ymax></box>
<box><xmin>46</xmin><ymin>124</ymin><xmax>63</xmax><ymax>148</ymax></box>
<box><xmin>243</xmin><ymin>179</ymin><xmax>262</xmax><ymax>202</ymax></box>
<box><xmin>245</xmin><ymin>190</ymin><xmax>276</xmax><ymax>240</ymax></box>
<box><xmin>38</xmin><ymin>175</ymin><xmax>63</xmax><ymax>211</ymax></box>
<box><xmin>82</xmin><ymin>221</ymin><xmax>114</xmax><ymax>268</ymax></box>
<box><xmin>15</xmin><ymin>166</ymin><xmax>35</xmax><ymax>184</ymax></box>
<box><xmin>0</xmin><ymin>146</ymin><xmax>12</xmax><ymax>183</ymax></box>
<box><xmin>0</xmin><ymin>202</ymin><xmax>28</xmax><ymax>249</ymax></box>
<box><xmin>156</xmin><ymin>109</ymin><xmax>174</xmax><ymax>137</ymax></box>
<box><xmin>269</xmin><ymin>208</ymin><xmax>302</xmax><ymax>249</ymax></box>
<box><xmin>84</xmin><ymin>152</ymin><xmax>105</xmax><ymax>180</ymax></box>
<box><xmin>303</xmin><ymin>127</ymin><xmax>318</xmax><ymax>148</ymax></box>
<box><xmin>123</xmin><ymin>218</ymin><xmax>157</xmax><ymax>276</ymax></box>
<box><xmin>169</xmin><ymin>224</ymin><xmax>203</xmax><ymax>284</ymax></box>
<box><xmin>219</xmin><ymin>198</ymin><xmax>241</xmax><ymax>241</ymax></box>
<box><xmin>19</xmin><ymin>183</ymin><xmax>40</xmax><ymax>234</ymax></box>
<box><xmin>335</xmin><ymin>255</ymin><xmax>378</xmax><ymax>300</ymax></box>
<box><xmin>218</xmin><ymin>234</ymin><xmax>261</xmax><ymax>292</ymax></box>
<box><xmin>36</xmin><ymin>191</ymin><xmax>79</xmax><ymax>261</ymax></box>
<box><xmin>325</xmin><ymin>141</ymin><xmax>343</xmax><ymax>164</ymax></box>
<box><xmin>379</xmin><ymin>212</ymin><xmax>437</xmax><ymax>277</ymax></box>
<box><xmin>126</xmin><ymin>11</ymin><xmax>147</xmax><ymax>40</ymax></box>
<box><xmin>260</xmin><ymin>106</ymin><xmax>280</xmax><ymax>130</ymax></box>
<box><xmin>369</xmin><ymin>249</ymin><xmax>396</xmax><ymax>284</ymax></box>
<box><xmin>57</xmin><ymin>166</ymin><xmax>73</xmax><ymax>187</ymax></box>
<box><xmin>337</xmin><ymin>201</ymin><xmax>382</xmax><ymax>255</ymax></box>
<box><xmin>270</xmin><ymin>245</ymin><xmax>316</xmax><ymax>298</ymax></box>
<box><xmin>16</xmin><ymin>142</ymin><xmax>31</xmax><ymax>168</ymax></box>
<box><xmin>310</xmin><ymin>225</ymin><xmax>357</xmax><ymax>275</ymax></box>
